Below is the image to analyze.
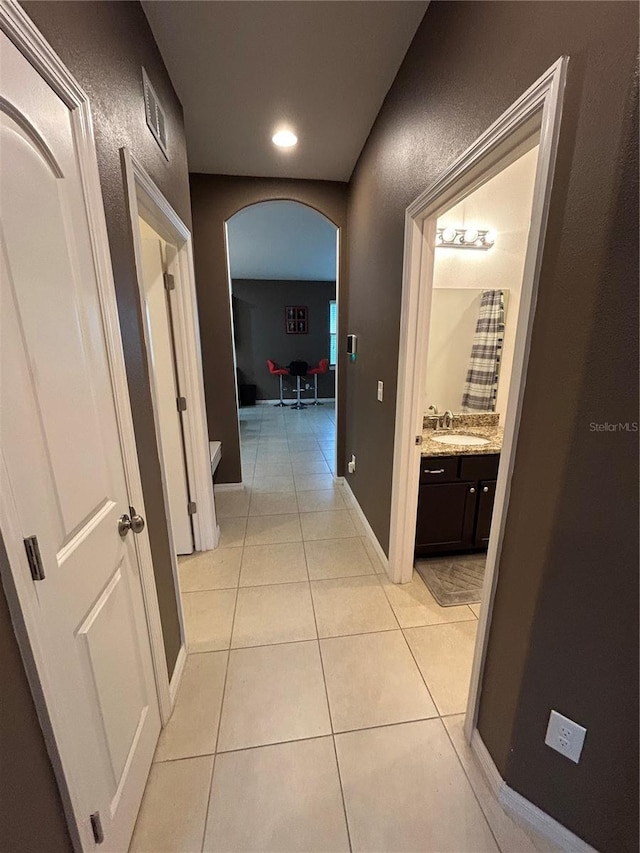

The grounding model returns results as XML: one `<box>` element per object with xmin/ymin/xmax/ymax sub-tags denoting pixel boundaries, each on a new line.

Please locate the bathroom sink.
<box><xmin>431</xmin><ymin>433</ymin><xmax>490</xmax><ymax>446</ymax></box>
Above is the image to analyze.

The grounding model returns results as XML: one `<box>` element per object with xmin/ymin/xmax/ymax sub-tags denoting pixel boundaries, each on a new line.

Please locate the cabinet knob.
<box><xmin>469</xmin><ymin>487</ymin><xmax>476</xmax><ymax>494</ymax></box>
<box><xmin>483</xmin><ymin>486</ymin><xmax>489</xmax><ymax>493</ymax></box>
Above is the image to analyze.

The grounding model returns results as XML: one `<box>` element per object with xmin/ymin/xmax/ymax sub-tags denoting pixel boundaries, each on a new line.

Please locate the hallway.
<box><xmin>129</xmin><ymin>404</ymin><xmax>552</xmax><ymax>853</ymax></box>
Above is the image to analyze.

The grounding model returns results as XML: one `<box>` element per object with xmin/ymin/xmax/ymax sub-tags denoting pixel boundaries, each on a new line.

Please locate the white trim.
<box><xmin>0</xmin><ymin>2</ymin><xmax>167</xmax><ymax>847</ymax></box>
<box><xmin>500</xmin><ymin>787</ymin><xmax>597</xmax><ymax>853</ymax></box>
<box><xmin>209</xmin><ymin>440</ymin><xmax>222</xmax><ymax>476</ymax></box>
<box><xmin>386</xmin><ymin>58</ymin><xmax>568</xmax><ymax>745</ymax></box>
<box><xmin>121</xmin><ymin>150</ymin><xmax>185</xmax><ymax>723</ymax></box>
<box><xmin>333</xmin><ymin>230</ymin><xmax>340</xmax><ymax>476</ymax></box>
<box><xmin>214</xmin><ymin>482</ymin><xmax>245</xmax><ymax>493</ymax></box>
<box><xmin>470</xmin><ymin>731</ymin><xmax>597</xmax><ymax>853</ymax></box>
<box><xmin>342</xmin><ymin>481</ymin><xmax>390</xmax><ymax>575</ymax></box>
<box><xmin>223</xmin><ymin>221</ymin><xmax>243</xmax><ymax>463</ymax></box>
<box><xmin>122</xmin><ymin>148</ymin><xmax>218</xmax><ymax>555</ymax></box>
<box><xmin>470</xmin><ymin>729</ymin><xmax>505</xmax><ymax>799</ymax></box>
<box><xmin>168</xmin><ymin>643</ymin><xmax>187</xmax><ymax>708</ymax></box>
<box><xmin>252</xmin><ymin>398</ymin><xmax>336</xmax><ymax>406</ymax></box>
<box><xmin>226</xmin><ymin>207</ymin><xmax>341</xmax><ymax>480</ymax></box>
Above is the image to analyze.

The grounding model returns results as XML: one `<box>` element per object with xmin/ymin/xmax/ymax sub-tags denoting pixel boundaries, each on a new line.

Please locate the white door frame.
<box><xmin>332</xmin><ymin>228</ymin><xmax>341</xmax><ymax>479</ymax></box>
<box><xmin>123</xmin><ymin>148</ymin><xmax>218</xmax><ymax>556</ymax></box>
<box><xmin>0</xmin><ymin>1</ymin><xmax>171</xmax><ymax>846</ymax></box>
<box><xmin>388</xmin><ymin>57</ymin><xmax>568</xmax><ymax>742</ymax></box>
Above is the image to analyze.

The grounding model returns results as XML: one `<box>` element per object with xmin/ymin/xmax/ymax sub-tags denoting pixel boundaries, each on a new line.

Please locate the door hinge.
<box><xmin>187</xmin><ymin>501</ymin><xmax>197</xmax><ymax>515</ymax></box>
<box><xmin>177</xmin><ymin>396</ymin><xmax>187</xmax><ymax>412</ymax></box>
<box><xmin>90</xmin><ymin>811</ymin><xmax>104</xmax><ymax>844</ymax></box>
<box><xmin>23</xmin><ymin>535</ymin><xmax>45</xmax><ymax>581</ymax></box>
<box><xmin>163</xmin><ymin>272</ymin><xmax>175</xmax><ymax>291</ymax></box>
<box><xmin>415</xmin><ymin>435</ymin><xmax>423</xmax><ymax>446</ymax></box>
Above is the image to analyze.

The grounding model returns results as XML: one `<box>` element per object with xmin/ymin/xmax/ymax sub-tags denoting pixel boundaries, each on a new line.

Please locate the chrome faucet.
<box><xmin>442</xmin><ymin>410</ymin><xmax>454</xmax><ymax>429</ymax></box>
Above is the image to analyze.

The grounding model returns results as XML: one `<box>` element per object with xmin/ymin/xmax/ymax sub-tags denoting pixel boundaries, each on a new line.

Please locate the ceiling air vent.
<box><xmin>142</xmin><ymin>68</ymin><xmax>168</xmax><ymax>159</ymax></box>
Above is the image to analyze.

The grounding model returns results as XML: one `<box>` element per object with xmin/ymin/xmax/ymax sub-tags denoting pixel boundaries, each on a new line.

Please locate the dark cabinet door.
<box><xmin>474</xmin><ymin>480</ymin><xmax>496</xmax><ymax>547</ymax></box>
<box><xmin>416</xmin><ymin>481</ymin><xmax>477</xmax><ymax>551</ymax></box>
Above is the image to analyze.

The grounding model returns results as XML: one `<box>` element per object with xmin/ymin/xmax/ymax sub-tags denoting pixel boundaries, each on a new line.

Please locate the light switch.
<box><xmin>377</xmin><ymin>381</ymin><xmax>384</xmax><ymax>402</ymax></box>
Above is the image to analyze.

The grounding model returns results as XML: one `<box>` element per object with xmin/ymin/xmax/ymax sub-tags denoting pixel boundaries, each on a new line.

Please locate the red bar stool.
<box><xmin>308</xmin><ymin>358</ymin><xmax>329</xmax><ymax>406</ymax></box>
<box><xmin>266</xmin><ymin>359</ymin><xmax>290</xmax><ymax>407</ymax></box>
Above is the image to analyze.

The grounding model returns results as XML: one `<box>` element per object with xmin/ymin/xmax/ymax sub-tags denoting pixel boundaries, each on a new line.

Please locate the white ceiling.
<box><xmin>142</xmin><ymin>1</ymin><xmax>428</xmax><ymax>181</ymax></box>
<box><xmin>227</xmin><ymin>201</ymin><xmax>337</xmax><ymax>281</ymax></box>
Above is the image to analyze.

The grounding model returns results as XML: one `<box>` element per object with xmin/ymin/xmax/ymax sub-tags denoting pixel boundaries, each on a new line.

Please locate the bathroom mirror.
<box><xmin>424</xmin><ymin>287</ymin><xmax>509</xmax><ymax>414</ymax></box>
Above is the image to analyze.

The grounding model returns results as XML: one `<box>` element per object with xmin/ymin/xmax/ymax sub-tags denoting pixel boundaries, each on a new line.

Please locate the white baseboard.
<box><xmin>214</xmin><ymin>482</ymin><xmax>245</xmax><ymax>492</ymax></box>
<box><xmin>470</xmin><ymin>730</ymin><xmax>597</xmax><ymax>853</ymax></box>
<box><xmin>470</xmin><ymin>729</ymin><xmax>504</xmax><ymax>798</ymax></box>
<box><xmin>168</xmin><ymin>644</ymin><xmax>187</xmax><ymax>711</ymax></box>
<box><xmin>251</xmin><ymin>398</ymin><xmax>335</xmax><ymax>406</ymax></box>
<box><xmin>341</xmin><ymin>480</ymin><xmax>390</xmax><ymax>576</ymax></box>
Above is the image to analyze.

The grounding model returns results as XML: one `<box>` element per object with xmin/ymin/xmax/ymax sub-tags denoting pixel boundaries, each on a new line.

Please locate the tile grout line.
<box><xmin>440</xmin><ymin>717</ymin><xmax>504</xmax><ymax>853</ymax></box>
<box><xmin>373</xmin><ymin>562</ymin><xmax>459</xmax><ymax>718</ymax></box>
<box><xmin>186</xmin><ymin>619</ymin><xmax>475</xmax><ymax>655</ymax></box>
<box><xmin>155</xmin><ymin>712</ymin><xmax>468</xmax><ymax>765</ymax></box>
<box><xmin>398</xmin><ymin>622</ymin><xmax>441</xmax><ymax>718</ymax></box>
<box><xmin>302</xmin><ymin>532</ymin><xmax>354</xmax><ymax>853</ymax></box>
<box><xmin>216</xmin><ymin>416</ymin><xmax>483</xmax><ymax>846</ymax></box>
<box><xmin>198</xmin><ymin>547</ymin><xmax>243</xmax><ymax>853</ymax></box>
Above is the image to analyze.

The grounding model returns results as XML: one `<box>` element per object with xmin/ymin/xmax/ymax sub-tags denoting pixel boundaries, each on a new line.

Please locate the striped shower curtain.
<box><xmin>461</xmin><ymin>289</ymin><xmax>505</xmax><ymax>412</ymax></box>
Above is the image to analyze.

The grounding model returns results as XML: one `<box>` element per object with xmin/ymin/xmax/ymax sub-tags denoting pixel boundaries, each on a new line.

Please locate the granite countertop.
<box><xmin>420</xmin><ymin>412</ymin><xmax>503</xmax><ymax>457</ymax></box>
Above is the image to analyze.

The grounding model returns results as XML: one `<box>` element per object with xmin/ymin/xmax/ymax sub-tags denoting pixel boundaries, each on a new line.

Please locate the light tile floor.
<box><xmin>130</xmin><ymin>402</ymin><xmax>553</xmax><ymax>853</ymax></box>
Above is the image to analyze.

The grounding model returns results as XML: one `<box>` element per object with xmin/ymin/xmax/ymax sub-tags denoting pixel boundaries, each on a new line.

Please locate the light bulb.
<box><xmin>442</xmin><ymin>227</ymin><xmax>456</xmax><ymax>243</ymax></box>
<box><xmin>272</xmin><ymin>129</ymin><xmax>298</xmax><ymax>148</ymax></box>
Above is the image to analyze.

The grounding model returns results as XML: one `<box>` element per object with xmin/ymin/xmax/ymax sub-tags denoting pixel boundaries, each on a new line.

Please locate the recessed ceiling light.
<box><xmin>272</xmin><ymin>129</ymin><xmax>298</xmax><ymax>148</ymax></box>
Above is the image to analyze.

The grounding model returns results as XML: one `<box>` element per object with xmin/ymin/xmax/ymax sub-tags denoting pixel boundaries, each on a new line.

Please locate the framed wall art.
<box><xmin>285</xmin><ymin>305</ymin><xmax>308</xmax><ymax>334</ymax></box>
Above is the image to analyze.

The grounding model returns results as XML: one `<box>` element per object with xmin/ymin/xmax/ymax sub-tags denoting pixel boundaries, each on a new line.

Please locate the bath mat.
<box><xmin>415</xmin><ymin>554</ymin><xmax>486</xmax><ymax>606</ymax></box>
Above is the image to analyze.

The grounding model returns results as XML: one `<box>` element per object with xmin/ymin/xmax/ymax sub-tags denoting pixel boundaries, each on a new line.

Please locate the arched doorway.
<box><xmin>225</xmin><ymin>200</ymin><xmax>339</xmax><ymax>482</ymax></box>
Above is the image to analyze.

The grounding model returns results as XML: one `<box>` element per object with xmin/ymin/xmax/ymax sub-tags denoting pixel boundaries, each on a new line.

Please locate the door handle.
<box><xmin>118</xmin><ymin>507</ymin><xmax>145</xmax><ymax>537</ymax></box>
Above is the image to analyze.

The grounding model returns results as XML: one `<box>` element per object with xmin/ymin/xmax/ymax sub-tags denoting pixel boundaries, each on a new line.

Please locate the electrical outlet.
<box><xmin>347</xmin><ymin>454</ymin><xmax>356</xmax><ymax>474</ymax></box>
<box><xmin>545</xmin><ymin>710</ymin><xmax>587</xmax><ymax>763</ymax></box>
<box><xmin>377</xmin><ymin>380</ymin><xmax>384</xmax><ymax>402</ymax></box>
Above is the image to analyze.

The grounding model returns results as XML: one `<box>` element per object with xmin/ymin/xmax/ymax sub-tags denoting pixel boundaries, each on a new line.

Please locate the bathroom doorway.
<box><xmin>415</xmin><ymin>142</ymin><xmax>540</xmax><ymax>604</ymax></box>
<box><xmin>224</xmin><ymin>201</ymin><xmax>340</xmax><ymax>485</ymax></box>
<box><xmin>389</xmin><ymin>58</ymin><xmax>568</xmax><ymax>743</ymax></box>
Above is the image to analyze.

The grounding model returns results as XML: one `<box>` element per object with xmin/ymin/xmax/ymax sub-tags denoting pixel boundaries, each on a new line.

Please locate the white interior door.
<box><xmin>138</xmin><ymin>223</ymin><xmax>193</xmax><ymax>555</ymax></box>
<box><xmin>0</xmin><ymin>32</ymin><xmax>160</xmax><ymax>851</ymax></box>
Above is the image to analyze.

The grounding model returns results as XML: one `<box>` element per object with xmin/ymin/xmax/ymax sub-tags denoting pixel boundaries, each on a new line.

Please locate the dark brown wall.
<box><xmin>345</xmin><ymin>2</ymin><xmax>638</xmax><ymax>850</ymax></box>
<box><xmin>1</xmin><ymin>2</ymin><xmax>190</xmax><ymax>846</ymax></box>
<box><xmin>0</xmin><ymin>544</ymin><xmax>71</xmax><ymax>852</ymax></box>
<box><xmin>189</xmin><ymin>175</ymin><xmax>348</xmax><ymax>482</ymax></box>
<box><xmin>22</xmin><ymin>0</ymin><xmax>189</xmax><ymax>675</ymax></box>
<box><xmin>502</xmin><ymin>76</ymin><xmax>639</xmax><ymax>851</ymax></box>
<box><xmin>233</xmin><ymin>279</ymin><xmax>336</xmax><ymax>400</ymax></box>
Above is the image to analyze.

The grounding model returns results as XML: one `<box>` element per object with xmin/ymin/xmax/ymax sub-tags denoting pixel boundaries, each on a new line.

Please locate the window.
<box><xmin>329</xmin><ymin>300</ymin><xmax>337</xmax><ymax>368</ymax></box>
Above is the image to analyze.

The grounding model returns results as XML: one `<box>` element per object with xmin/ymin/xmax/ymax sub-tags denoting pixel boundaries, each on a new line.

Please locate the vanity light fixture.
<box><xmin>436</xmin><ymin>227</ymin><xmax>495</xmax><ymax>250</ymax></box>
<box><xmin>272</xmin><ymin>129</ymin><xmax>298</xmax><ymax>148</ymax></box>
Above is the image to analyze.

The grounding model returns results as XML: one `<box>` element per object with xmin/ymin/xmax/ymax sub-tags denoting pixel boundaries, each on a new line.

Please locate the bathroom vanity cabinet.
<box><xmin>415</xmin><ymin>454</ymin><xmax>500</xmax><ymax>556</ymax></box>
